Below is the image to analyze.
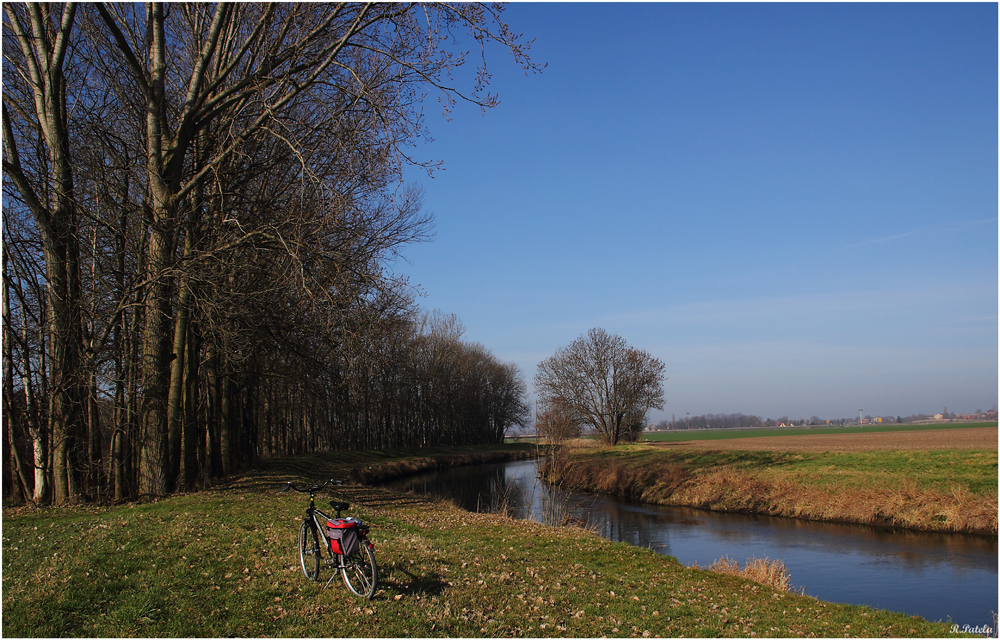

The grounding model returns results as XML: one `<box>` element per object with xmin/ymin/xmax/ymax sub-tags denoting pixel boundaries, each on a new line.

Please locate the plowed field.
<box><xmin>658</xmin><ymin>426</ymin><xmax>997</xmax><ymax>452</ymax></box>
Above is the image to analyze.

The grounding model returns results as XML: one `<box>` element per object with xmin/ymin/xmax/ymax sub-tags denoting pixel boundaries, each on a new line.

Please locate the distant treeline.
<box><xmin>656</xmin><ymin>414</ymin><xmax>886</xmax><ymax>430</ymax></box>
<box><xmin>654</xmin><ymin>411</ymin><xmax>996</xmax><ymax>430</ymax></box>
<box><xmin>657</xmin><ymin>414</ymin><xmax>764</xmax><ymax>430</ymax></box>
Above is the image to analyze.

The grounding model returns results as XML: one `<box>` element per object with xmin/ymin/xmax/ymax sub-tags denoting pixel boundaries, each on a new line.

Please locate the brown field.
<box><xmin>662</xmin><ymin>426</ymin><xmax>998</xmax><ymax>452</ymax></box>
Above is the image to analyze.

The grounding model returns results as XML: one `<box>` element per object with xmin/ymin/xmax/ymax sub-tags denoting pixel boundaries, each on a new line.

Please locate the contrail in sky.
<box><xmin>838</xmin><ymin>217</ymin><xmax>996</xmax><ymax>252</ymax></box>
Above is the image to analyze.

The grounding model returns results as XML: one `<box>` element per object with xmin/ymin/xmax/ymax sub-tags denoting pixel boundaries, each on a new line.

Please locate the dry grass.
<box><xmin>671</xmin><ymin>467</ymin><xmax>998</xmax><ymax>533</ymax></box>
<box><xmin>700</xmin><ymin>556</ymin><xmax>797</xmax><ymax>593</ymax></box>
<box><xmin>563</xmin><ymin>437</ymin><xmax>603</xmax><ymax>448</ymax></box>
<box><xmin>544</xmin><ymin>447</ymin><xmax>998</xmax><ymax>534</ymax></box>
<box><xmin>539</xmin><ymin>455</ymin><xmax>691</xmax><ymax>502</ymax></box>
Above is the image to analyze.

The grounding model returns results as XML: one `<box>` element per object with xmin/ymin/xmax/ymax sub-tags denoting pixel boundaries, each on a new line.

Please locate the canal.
<box><xmin>384</xmin><ymin>457</ymin><xmax>998</xmax><ymax>630</ymax></box>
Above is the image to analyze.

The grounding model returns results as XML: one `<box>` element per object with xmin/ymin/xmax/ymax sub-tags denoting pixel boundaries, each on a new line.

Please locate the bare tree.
<box><xmin>3</xmin><ymin>3</ymin><xmax>87</xmax><ymax>504</ymax></box>
<box><xmin>84</xmin><ymin>2</ymin><xmax>540</xmax><ymax>495</ymax></box>
<box><xmin>535</xmin><ymin>328</ymin><xmax>666</xmax><ymax>446</ymax></box>
<box><xmin>535</xmin><ymin>396</ymin><xmax>582</xmax><ymax>443</ymax></box>
<box><xmin>3</xmin><ymin>2</ymin><xmax>541</xmax><ymax>502</ymax></box>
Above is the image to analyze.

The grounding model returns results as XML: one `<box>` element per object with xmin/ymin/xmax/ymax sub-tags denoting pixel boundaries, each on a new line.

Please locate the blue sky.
<box><xmin>395</xmin><ymin>2</ymin><xmax>998</xmax><ymax>422</ymax></box>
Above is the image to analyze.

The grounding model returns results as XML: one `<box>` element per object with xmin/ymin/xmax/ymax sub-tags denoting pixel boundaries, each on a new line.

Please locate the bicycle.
<box><xmin>281</xmin><ymin>479</ymin><xmax>379</xmax><ymax>599</ymax></box>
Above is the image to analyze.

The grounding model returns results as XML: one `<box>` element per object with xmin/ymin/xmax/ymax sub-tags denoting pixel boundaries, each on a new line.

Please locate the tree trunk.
<box><xmin>111</xmin><ymin>204</ymin><xmax>128</xmax><ymax>502</ymax></box>
<box><xmin>20</xmin><ymin>323</ymin><xmax>50</xmax><ymax>504</ymax></box>
<box><xmin>181</xmin><ymin>320</ymin><xmax>199</xmax><ymax>489</ymax></box>
<box><xmin>6</xmin><ymin>412</ymin><xmax>32</xmax><ymax>506</ymax></box>
<box><xmin>220</xmin><ymin>375</ymin><xmax>232</xmax><ymax>475</ymax></box>
<box><xmin>86</xmin><ymin>366</ymin><xmax>103</xmax><ymax>500</ymax></box>
<box><xmin>166</xmin><ymin>272</ymin><xmax>191</xmax><ymax>491</ymax></box>
<box><xmin>3</xmin><ymin>267</ymin><xmax>33</xmax><ymax>505</ymax></box>
<box><xmin>138</xmin><ymin>222</ymin><xmax>174</xmax><ymax>497</ymax></box>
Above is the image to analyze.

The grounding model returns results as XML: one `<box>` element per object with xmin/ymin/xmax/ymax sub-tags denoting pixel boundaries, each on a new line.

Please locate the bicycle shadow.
<box><xmin>380</xmin><ymin>563</ymin><xmax>447</xmax><ymax>596</ymax></box>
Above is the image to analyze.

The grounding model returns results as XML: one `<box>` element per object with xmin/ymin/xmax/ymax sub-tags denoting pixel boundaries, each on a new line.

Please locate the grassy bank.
<box><xmin>542</xmin><ymin>445</ymin><xmax>998</xmax><ymax>534</ymax></box>
<box><xmin>2</xmin><ymin>445</ymin><xmax>969</xmax><ymax>637</ymax></box>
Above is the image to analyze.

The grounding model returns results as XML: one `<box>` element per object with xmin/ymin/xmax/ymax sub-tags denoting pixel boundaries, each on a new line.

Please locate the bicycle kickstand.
<box><xmin>322</xmin><ymin>566</ymin><xmax>339</xmax><ymax>590</ymax></box>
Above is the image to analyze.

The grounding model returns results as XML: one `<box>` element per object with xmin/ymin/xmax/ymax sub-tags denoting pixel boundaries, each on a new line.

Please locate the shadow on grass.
<box><xmin>381</xmin><ymin>564</ymin><xmax>448</xmax><ymax>597</ymax></box>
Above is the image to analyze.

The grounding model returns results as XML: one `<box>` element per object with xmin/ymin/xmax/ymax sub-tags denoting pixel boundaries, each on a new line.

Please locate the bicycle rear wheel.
<box><xmin>298</xmin><ymin>520</ymin><xmax>322</xmax><ymax>581</ymax></box>
<box><xmin>341</xmin><ymin>542</ymin><xmax>378</xmax><ymax>599</ymax></box>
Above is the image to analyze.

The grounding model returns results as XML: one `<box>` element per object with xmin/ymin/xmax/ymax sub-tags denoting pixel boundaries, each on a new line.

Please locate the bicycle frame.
<box><xmin>283</xmin><ymin>479</ymin><xmax>377</xmax><ymax>597</ymax></box>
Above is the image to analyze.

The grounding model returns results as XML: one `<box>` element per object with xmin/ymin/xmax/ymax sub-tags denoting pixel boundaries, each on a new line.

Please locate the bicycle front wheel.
<box><xmin>341</xmin><ymin>541</ymin><xmax>378</xmax><ymax>599</ymax></box>
<box><xmin>298</xmin><ymin>520</ymin><xmax>321</xmax><ymax>581</ymax></box>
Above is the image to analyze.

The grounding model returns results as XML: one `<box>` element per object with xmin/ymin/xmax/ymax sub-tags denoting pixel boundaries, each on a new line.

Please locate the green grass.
<box><xmin>641</xmin><ymin>422</ymin><xmax>996</xmax><ymax>443</ymax></box>
<box><xmin>1</xmin><ymin>444</ymin><xmax>977</xmax><ymax>637</ymax></box>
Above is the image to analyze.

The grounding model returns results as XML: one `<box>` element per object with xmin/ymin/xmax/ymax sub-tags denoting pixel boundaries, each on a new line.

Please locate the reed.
<box><xmin>703</xmin><ymin>556</ymin><xmax>796</xmax><ymax>593</ymax></box>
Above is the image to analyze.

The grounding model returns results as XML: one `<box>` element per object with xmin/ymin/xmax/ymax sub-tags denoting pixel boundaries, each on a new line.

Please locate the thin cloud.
<box><xmin>837</xmin><ymin>217</ymin><xmax>996</xmax><ymax>252</ymax></box>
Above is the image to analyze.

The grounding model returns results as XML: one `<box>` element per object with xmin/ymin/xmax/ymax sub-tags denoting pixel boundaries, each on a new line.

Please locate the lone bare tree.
<box><xmin>535</xmin><ymin>328</ymin><xmax>665</xmax><ymax>446</ymax></box>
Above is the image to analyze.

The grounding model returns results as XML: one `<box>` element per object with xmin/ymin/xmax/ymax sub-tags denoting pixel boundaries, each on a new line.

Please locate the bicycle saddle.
<box><xmin>330</xmin><ymin>501</ymin><xmax>350</xmax><ymax>512</ymax></box>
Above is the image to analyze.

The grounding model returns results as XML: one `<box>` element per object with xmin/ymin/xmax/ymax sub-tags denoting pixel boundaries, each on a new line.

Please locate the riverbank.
<box><xmin>540</xmin><ymin>439</ymin><xmax>998</xmax><ymax>535</ymax></box>
<box><xmin>1</xmin><ymin>445</ymin><xmax>970</xmax><ymax>637</ymax></box>
<box><xmin>347</xmin><ymin>445</ymin><xmax>538</xmax><ymax>485</ymax></box>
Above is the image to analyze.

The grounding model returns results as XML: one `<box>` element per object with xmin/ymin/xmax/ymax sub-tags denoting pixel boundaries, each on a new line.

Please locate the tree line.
<box><xmin>656</xmin><ymin>413</ymin><xmax>763</xmax><ymax>430</ymax></box>
<box><xmin>2</xmin><ymin>3</ymin><xmax>538</xmax><ymax>506</ymax></box>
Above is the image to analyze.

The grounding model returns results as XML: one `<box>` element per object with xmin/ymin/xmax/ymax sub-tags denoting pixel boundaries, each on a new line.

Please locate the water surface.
<box><xmin>385</xmin><ymin>458</ymin><xmax>998</xmax><ymax>628</ymax></box>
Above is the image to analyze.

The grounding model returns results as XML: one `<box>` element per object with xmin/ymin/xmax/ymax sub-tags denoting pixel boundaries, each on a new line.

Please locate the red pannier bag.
<box><xmin>325</xmin><ymin>519</ymin><xmax>359</xmax><ymax>556</ymax></box>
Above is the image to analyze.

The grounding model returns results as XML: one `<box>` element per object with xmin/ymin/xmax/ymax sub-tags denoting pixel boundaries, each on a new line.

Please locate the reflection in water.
<box><xmin>385</xmin><ymin>458</ymin><xmax>998</xmax><ymax>627</ymax></box>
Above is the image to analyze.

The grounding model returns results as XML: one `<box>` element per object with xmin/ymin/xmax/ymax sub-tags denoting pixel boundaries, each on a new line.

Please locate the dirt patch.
<box><xmin>653</xmin><ymin>426</ymin><xmax>997</xmax><ymax>453</ymax></box>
